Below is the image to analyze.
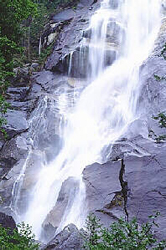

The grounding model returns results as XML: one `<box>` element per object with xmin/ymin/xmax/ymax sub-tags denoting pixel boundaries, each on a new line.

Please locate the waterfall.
<box><xmin>39</xmin><ymin>36</ymin><xmax>42</xmax><ymax>56</ymax></box>
<box><xmin>21</xmin><ymin>0</ymin><xmax>161</xmax><ymax>241</ymax></box>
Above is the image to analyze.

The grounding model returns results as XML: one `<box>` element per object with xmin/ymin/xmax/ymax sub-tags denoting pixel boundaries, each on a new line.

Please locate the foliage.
<box><xmin>0</xmin><ymin>0</ymin><xmax>78</xmax><ymax>131</ymax></box>
<box><xmin>150</xmin><ymin>113</ymin><xmax>166</xmax><ymax>143</ymax></box>
<box><xmin>155</xmin><ymin>135</ymin><xmax>166</xmax><ymax>143</ymax></box>
<box><xmin>0</xmin><ymin>0</ymin><xmax>37</xmax><ymax>44</ymax></box>
<box><xmin>38</xmin><ymin>44</ymin><xmax>54</xmax><ymax>66</ymax></box>
<box><xmin>160</xmin><ymin>43</ymin><xmax>166</xmax><ymax>60</ymax></box>
<box><xmin>83</xmin><ymin>213</ymin><xmax>166</xmax><ymax>250</ymax></box>
<box><xmin>154</xmin><ymin>74</ymin><xmax>166</xmax><ymax>82</ymax></box>
<box><xmin>0</xmin><ymin>222</ymin><xmax>39</xmax><ymax>250</ymax></box>
<box><xmin>0</xmin><ymin>0</ymin><xmax>37</xmax><ymax>130</ymax></box>
<box><xmin>153</xmin><ymin>112</ymin><xmax>166</xmax><ymax>128</ymax></box>
<box><xmin>30</xmin><ymin>0</ymin><xmax>79</xmax><ymax>61</ymax></box>
<box><xmin>0</xmin><ymin>35</ymin><xmax>17</xmax><ymax>130</ymax></box>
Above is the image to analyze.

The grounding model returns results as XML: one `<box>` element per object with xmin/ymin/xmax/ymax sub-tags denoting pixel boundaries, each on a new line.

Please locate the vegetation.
<box><xmin>160</xmin><ymin>42</ymin><xmax>166</xmax><ymax>60</ymax></box>
<box><xmin>83</xmin><ymin>213</ymin><xmax>166</xmax><ymax>250</ymax></box>
<box><xmin>0</xmin><ymin>0</ymin><xmax>37</xmax><ymax>131</ymax></box>
<box><xmin>154</xmin><ymin>74</ymin><xmax>166</xmax><ymax>82</ymax></box>
<box><xmin>0</xmin><ymin>222</ymin><xmax>39</xmax><ymax>250</ymax></box>
<box><xmin>153</xmin><ymin>112</ymin><xmax>166</xmax><ymax>128</ymax></box>
<box><xmin>0</xmin><ymin>0</ymin><xmax>78</xmax><ymax>132</ymax></box>
<box><xmin>150</xmin><ymin>112</ymin><xmax>166</xmax><ymax>143</ymax></box>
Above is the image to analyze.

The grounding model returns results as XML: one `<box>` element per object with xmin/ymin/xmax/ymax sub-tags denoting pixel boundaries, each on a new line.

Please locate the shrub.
<box><xmin>83</xmin><ymin>213</ymin><xmax>166</xmax><ymax>250</ymax></box>
<box><xmin>0</xmin><ymin>222</ymin><xmax>39</xmax><ymax>250</ymax></box>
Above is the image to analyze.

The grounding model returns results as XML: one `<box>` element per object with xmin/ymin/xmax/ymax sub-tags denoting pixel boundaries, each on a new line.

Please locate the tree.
<box><xmin>0</xmin><ymin>0</ymin><xmax>37</xmax><ymax>130</ymax></box>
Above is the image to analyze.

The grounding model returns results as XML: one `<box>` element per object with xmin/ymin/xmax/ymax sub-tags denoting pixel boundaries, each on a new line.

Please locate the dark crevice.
<box><xmin>119</xmin><ymin>159</ymin><xmax>129</xmax><ymax>220</ymax></box>
<box><xmin>151</xmin><ymin>155</ymin><xmax>163</xmax><ymax>169</ymax></box>
<box><xmin>34</xmin><ymin>81</ymin><xmax>48</xmax><ymax>92</ymax></box>
<box><xmin>100</xmin><ymin>159</ymin><xmax>129</xmax><ymax>220</ymax></box>
<box><xmin>146</xmin><ymin>189</ymin><xmax>166</xmax><ymax>199</ymax></box>
<box><xmin>96</xmin><ymin>209</ymin><xmax>119</xmax><ymax>221</ymax></box>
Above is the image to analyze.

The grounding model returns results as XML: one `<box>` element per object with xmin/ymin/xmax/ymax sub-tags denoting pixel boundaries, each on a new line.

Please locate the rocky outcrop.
<box><xmin>82</xmin><ymin>16</ymin><xmax>166</xmax><ymax>240</ymax></box>
<box><xmin>42</xmin><ymin>177</ymin><xmax>81</xmax><ymax>242</ymax></box>
<box><xmin>44</xmin><ymin>0</ymin><xmax>100</xmax><ymax>78</ymax></box>
<box><xmin>43</xmin><ymin>224</ymin><xmax>83</xmax><ymax>250</ymax></box>
<box><xmin>0</xmin><ymin>0</ymin><xmax>166</xmax><ymax>246</ymax></box>
<box><xmin>0</xmin><ymin>212</ymin><xmax>16</xmax><ymax>231</ymax></box>
<box><xmin>0</xmin><ymin>0</ymin><xmax>96</xmax><ymax>221</ymax></box>
<box><xmin>83</xmin><ymin>139</ymin><xmax>166</xmax><ymax>239</ymax></box>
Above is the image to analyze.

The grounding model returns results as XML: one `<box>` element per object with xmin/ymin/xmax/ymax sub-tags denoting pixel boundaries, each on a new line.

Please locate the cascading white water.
<box><xmin>22</xmin><ymin>0</ymin><xmax>161</xmax><ymax>241</ymax></box>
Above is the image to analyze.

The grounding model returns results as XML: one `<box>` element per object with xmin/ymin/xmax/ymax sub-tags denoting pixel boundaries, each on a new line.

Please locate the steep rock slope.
<box><xmin>0</xmin><ymin>0</ymin><xmax>166</xmax><ymax>246</ymax></box>
<box><xmin>0</xmin><ymin>0</ymin><xmax>98</xmax><ymax>216</ymax></box>
<box><xmin>83</xmin><ymin>17</ymin><xmax>166</xmax><ymax>239</ymax></box>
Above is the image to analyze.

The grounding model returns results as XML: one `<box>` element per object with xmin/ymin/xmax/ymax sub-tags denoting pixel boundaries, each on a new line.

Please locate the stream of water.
<box><xmin>14</xmin><ymin>0</ymin><xmax>161</xmax><ymax>241</ymax></box>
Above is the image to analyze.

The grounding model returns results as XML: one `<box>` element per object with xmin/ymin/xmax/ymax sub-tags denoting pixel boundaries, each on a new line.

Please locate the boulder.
<box><xmin>12</xmin><ymin>67</ymin><xmax>31</xmax><ymax>87</ymax></box>
<box><xmin>3</xmin><ymin>110</ymin><xmax>29</xmax><ymax>139</ymax></box>
<box><xmin>0</xmin><ymin>136</ymin><xmax>28</xmax><ymax>175</ymax></box>
<box><xmin>0</xmin><ymin>212</ymin><xmax>16</xmax><ymax>231</ymax></box>
<box><xmin>44</xmin><ymin>224</ymin><xmax>83</xmax><ymax>250</ymax></box>
<box><xmin>42</xmin><ymin>177</ymin><xmax>80</xmax><ymax>242</ymax></box>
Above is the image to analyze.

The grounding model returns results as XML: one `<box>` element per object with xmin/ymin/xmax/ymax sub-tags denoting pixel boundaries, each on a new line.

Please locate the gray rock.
<box><xmin>125</xmin><ymin>146</ymin><xmax>166</xmax><ymax>240</ymax></box>
<box><xmin>0</xmin><ymin>159</ymin><xmax>29</xmax><ymax>212</ymax></box>
<box><xmin>7</xmin><ymin>99</ymin><xmax>37</xmax><ymax>113</ymax></box>
<box><xmin>83</xmin><ymin>161</ymin><xmax>124</xmax><ymax>227</ymax></box>
<box><xmin>42</xmin><ymin>177</ymin><xmax>80</xmax><ymax>242</ymax></box>
<box><xmin>52</xmin><ymin>9</ymin><xmax>76</xmax><ymax>22</ymax></box>
<box><xmin>31</xmin><ymin>63</ymin><xmax>39</xmax><ymax>70</ymax></box>
<box><xmin>109</xmin><ymin>0</ymin><xmax>119</xmax><ymax>9</ymax></box>
<box><xmin>0</xmin><ymin>136</ymin><xmax>28</xmax><ymax>171</ymax></box>
<box><xmin>32</xmin><ymin>71</ymin><xmax>60</xmax><ymax>92</ymax></box>
<box><xmin>54</xmin><ymin>45</ymin><xmax>89</xmax><ymax>78</ymax></box>
<box><xmin>0</xmin><ymin>212</ymin><xmax>16</xmax><ymax>231</ymax></box>
<box><xmin>139</xmin><ymin>19</ymin><xmax>166</xmax><ymax>117</ymax></box>
<box><xmin>83</xmin><ymin>139</ymin><xmax>166</xmax><ymax>240</ymax></box>
<box><xmin>45</xmin><ymin>5</ymin><xmax>95</xmax><ymax>72</ymax></box>
<box><xmin>44</xmin><ymin>224</ymin><xmax>83</xmax><ymax>250</ymax></box>
<box><xmin>7</xmin><ymin>87</ymin><xmax>30</xmax><ymax>101</ymax></box>
<box><xmin>79</xmin><ymin>0</ymin><xmax>95</xmax><ymax>6</ymax></box>
<box><xmin>53</xmin><ymin>45</ymin><xmax>116</xmax><ymax>78</ymax></box>
<box><xmin>4</xmin><ymin>110</ymin><xmax>29</xmax><ymax>139</ymax></box>
<box><xmin>12</xmin><ymin>67</ymin><xmax>31</xmax><ymax>87</ymax></box>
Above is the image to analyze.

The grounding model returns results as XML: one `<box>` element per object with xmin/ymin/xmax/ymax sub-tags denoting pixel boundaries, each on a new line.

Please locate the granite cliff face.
<box><xmin>82</xmin><ymin>16</ymin><xmax>166</xmax><ymax>240</ymax></box>
<box><xmin>0</xmin><ymin>0</ymin><xmax>166</xmax><ymax>248</ymax></box>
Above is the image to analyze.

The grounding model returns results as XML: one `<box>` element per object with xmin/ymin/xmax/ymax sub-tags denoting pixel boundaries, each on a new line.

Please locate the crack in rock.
<box><xmin>119</xmin><ymin>159</ymin><xmax>129</xmax><ymax>220</ymax></box>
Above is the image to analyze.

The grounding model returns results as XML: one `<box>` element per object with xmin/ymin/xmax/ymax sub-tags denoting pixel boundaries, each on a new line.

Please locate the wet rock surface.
<box><xmin>43</xmin><ymin>177</ymin><xmax>80</xmax><ymax>240</ymax></box>
<box><xmin>0</xmin><ymin>0</ymin><xmax>166</xmax><ymax>246</ymax></box>
<box><xmin>82</xmin><ymin>18</ymin><xmax>166</xmax><ymax>240</ymax></box>
<box><xmin>44</xmin><ymin>0</ymin><xmax>100</xmax><ymax>74</ymax></box>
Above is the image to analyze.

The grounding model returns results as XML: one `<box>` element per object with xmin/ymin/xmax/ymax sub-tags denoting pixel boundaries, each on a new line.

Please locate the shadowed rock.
<box><xmin>44</xmin><ymin>224</ymin><xmax>83</xmax><ymax>250</ymax></box>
